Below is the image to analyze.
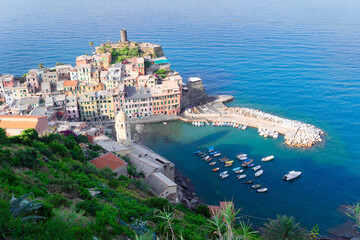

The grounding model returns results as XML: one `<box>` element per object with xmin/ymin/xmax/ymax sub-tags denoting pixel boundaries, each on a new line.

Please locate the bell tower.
<box><xmin>115</xmin><ymin>109</ymin><xmax>131</xmax><ymax>146</ymax></box>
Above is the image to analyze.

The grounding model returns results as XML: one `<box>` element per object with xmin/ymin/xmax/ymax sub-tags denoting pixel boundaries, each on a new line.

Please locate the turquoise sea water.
<box><xmin>1</xmin><ymin>0</ymin><xmax>360</xmax><ymax>234</ymax></box>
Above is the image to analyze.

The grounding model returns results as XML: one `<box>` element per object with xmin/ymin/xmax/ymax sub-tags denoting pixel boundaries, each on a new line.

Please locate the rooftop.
<box><xmin>89</xmin><ymin>152</ymin><xmax>128</xmax><ymax>171</ymax></box>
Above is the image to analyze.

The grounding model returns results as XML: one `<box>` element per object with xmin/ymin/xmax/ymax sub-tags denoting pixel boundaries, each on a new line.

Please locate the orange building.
<box><xmin>0</xmin><ymin>115</ymin><xmax>49</xmax><ymax>136</ymax></box>
<box><xmin>150</xmin><ymin>80</ymin><xmax>181</xmax><ymax>115</ymax></box>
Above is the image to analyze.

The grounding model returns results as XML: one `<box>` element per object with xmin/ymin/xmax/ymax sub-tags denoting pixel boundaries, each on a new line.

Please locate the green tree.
<box><xmin>262</xmin><ymin>215</ymin><xmax>308</xmax><ymax>240</ymax></box>
<box><xmin>0</xmin><ymin>127</ymin><xmax>9</xmax><ymax>145</ymax></box>
<box><xmin>56</xmin><ymin>62</ymin><xmax>64</xmax><ymax>66</ymax></box>
<box><xmin>14</xmin><ymin>147</ymin><xmax>38</xmax><ymax>168</ymax></box>
<box><xmin>89</xmin><ymin>41</ymin><xmax>94</xmax><ymax>54</ymax></box>
<box><xmin>39</xmin><ymin>63</ymin><xmax>44</xmax><ymax>69</ymax></box>
<box><xmin>195</xmin><ymin>205</ymin><xmax>211</xmax><ymax>218</ymax></box>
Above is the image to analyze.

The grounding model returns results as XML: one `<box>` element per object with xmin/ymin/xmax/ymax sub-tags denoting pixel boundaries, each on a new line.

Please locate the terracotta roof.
<box><xmin>89</xmin><ymin>152</ymin><xmax>127</xmax><ymax>171</ymax></box>
<box><xmin>63</xmin><ymin>80</ymin><xmax>78</xmax><ymax>87</ymax></box>
<box><xmin>0</xmin><ymin>115</ymin><xmax>45</xmax><ymax>119</ymax></box>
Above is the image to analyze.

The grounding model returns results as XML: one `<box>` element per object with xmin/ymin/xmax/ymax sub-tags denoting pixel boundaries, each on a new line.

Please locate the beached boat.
<box><xmin>252</xmin><ymin>184</ymin><xmax>261</xmax><ymax>189</ymax></box>
<box><xmin>209</xmin><ymin>162</ymin><xmax>216</xmax><ymax>166</ymax></box>
<box><xmin>232</xmin><ymin>167</ymin><xmax>241</xmax><ymax>172</ymax></box>
<box><xmin>242</xmin><ymin>159</ymin><xmax>253</xmax><ymax>167</ymax></box>
<box><xmin>252</xmin><ymin>165</ymin><xmax>261</xmax><ymax>171</ymax></box>
<box><xmin>212</xmin><ymin>167</ymin><xmax>220</xmax><ymax>172</ymax></box>
<box><xmin>237</xmin><ymin>174</ymin><xmax>246</xmax><ymax>179</ymax></box>
<box><xmin>262</xmin><ymin>155</ymin><xmax>274</xmax><ymax>162</ymax></box>
<box><xmin>283</xmin><ymin>171</ymin><xmax>301</xmax><ymax>181</ymax></box>
<box><xmin>244</xmin><ymin>180</ymin><xmax>253</xmax><ymax>184</ymax></box>
<box><xmin>257</xmin><ymin>188</ymin><xmax>268</xmax><ymax>193</ymax></box>
<box><xmin>214</xmin><ymin>153</ymin><xmax>221</xmax><ymax>157</ymax></box>
<box><xmin>220</xmin><ymin>174</ymin><xmax>229</xmax><ymax>179</ymax></box>
<box><xmin>255</xmin><ymin>170</ymin><xmax>263</xmax><ymax>177</ymax></box>
<box><xmin>235</xmin><ymin>169</ymin><xmax>244</xmax><ymax>174</ymax></box>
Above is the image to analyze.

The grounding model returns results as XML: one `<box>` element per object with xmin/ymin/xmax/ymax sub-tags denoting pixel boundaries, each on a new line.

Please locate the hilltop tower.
<box><xmin>120</xmin><ymin>29</ymin><xmax>128</xmax><ymax>42</ymax></box>
<box><xmin>115</xmin><ymin>109</ymin><xmax>131</xmax><ymax>146</ymax></box>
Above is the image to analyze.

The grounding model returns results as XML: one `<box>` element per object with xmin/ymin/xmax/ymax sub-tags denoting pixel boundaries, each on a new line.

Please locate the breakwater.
<box><xmin>181</xmin><ymin>102</ymin><xmax>324</xmax><ymax>148</ymax></box>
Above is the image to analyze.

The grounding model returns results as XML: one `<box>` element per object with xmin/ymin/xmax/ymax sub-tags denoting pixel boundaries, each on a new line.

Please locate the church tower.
<box><xmin>115</xmin><ymin>109</ymin><xmax>131</xmax><ymax>146</ymax></box>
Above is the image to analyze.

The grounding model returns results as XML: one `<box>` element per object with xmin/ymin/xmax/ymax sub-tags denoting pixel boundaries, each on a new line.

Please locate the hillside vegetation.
<box><xmin>0</xmin><ymin>128</ymin><xmax>315</xmax><ymax>239</ymax></box>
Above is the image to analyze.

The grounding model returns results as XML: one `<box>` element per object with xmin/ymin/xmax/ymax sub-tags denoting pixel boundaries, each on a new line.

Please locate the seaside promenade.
<box><xmin>180</xmin><ymin>98</ymin><xmax>323</xmax><ymax>148</ymax></box>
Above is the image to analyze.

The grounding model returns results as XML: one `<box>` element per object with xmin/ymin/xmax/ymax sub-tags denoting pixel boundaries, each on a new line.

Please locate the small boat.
<box><xmin>273</xmin><ymin>132</ymin><xmax>279</xmax><ymax>139</ymax></box>
<box><xmin>209</xmin><ymin>162</ymin><xmax>216</xmax><ymax>166</ymax></box>
<box><xmin>225</xmin><ymin>160</ymin><xmax>234</xmax><ymax>164</ymax></box>
<box><xmin>200</xmin><ymin>154</ymin><xmax>207</xmax><ymax>158</ymax></box>
<box><xmin>257</xmin><ymin>188</ymin><xmax>268</xmax><ymax>193</ymax></box>
<box><xmin>244</xmin><ymin>180</ymin><xmax>254</xmax><ymax>184</ymax></box>
<box><xmin>252</xmin><ymin>165</ymin><xmax>261</xmax><ymax>171</ymax></box>
<box><xmin>163</xmin><ymin>122</ymin><xmax>167</xmax><ymax>125</ymax></box>
<box><xmin>205</xmin><ymin>158</ymin><xmax>212</xmax><ymax>162</ymax></box>
<box><xmin>248</xmin><ymin>163</ymin><xmax>255</xmax><ymax>168</ymax></box>
<box><xmin>214</xmin><ymin>153</ymin><xmax>221</xmax><ymax>157</ymax></box>
<box><xmin>252</xmin><ymin>184</ymin><xmax>261</xmax><ymax>189</ymax></box>
<box><xmin>238</xmin><ymin>156</ymin><xmax>248</xmax><ymax>161</ymax></box>
<box><xmin>203</xmin><ymin>156</ymin><xmax>210</xmax><ymax>161</ymax></box>
<box><xmin>237</xmin><ymin>174</ymin><xmax>246</xmax><ymax>179</ymax></box>
<box><xmin>262</xmin><ymin>155</ymin><xmax>274</xmax><ymax>162</ymax></box>
<box><xmin>241</xmin><ymin>125</ymin><xmax>247</xmax><ymax>130</ymax></box>
<box><xmin>220</xmin><ymin>174</ymin><xmax>229</xmax><ymax>179</ymax></box>
<box><xmin>232</xmin><ymin>167</ymin><xmax>241</xmax><ymax>172</ymax></box>
<box><xmin>208</xmin><ymin>148</ymin><xmax>215</xmax><ymax>153</ymax></box>
<box><xmin>194</xmin><ymin>150</ymin><xmax>201</xmax><ymax>155</ymax></box>
<box><xmin>283</xmin><ymin>171</ymin><xmax>301</xmax><ymax>181</ymax></box>
<box><xmin>225</xmin><ymin>163</ymin><xmax>233</xmax><ymax>167</ymax></box>
<box><xmin>210</xmin><ymin>151</ymin><xmax>218</xmax><ymax>155</ymax></box>
<box><xmin>235</xmin><ymin>169</ymin><xmax>244</xmax><ymax>174</ymax></box>
<box><xmin>236</xmin><ymin>153</ymin><xmax>247</xmax><ymax>159</ymax></box>
<box><xmin>242</xmin><ymin>159</ymin><xmax>253</xmax><ymax>167</ymax></box>
<box><xmin>212</xmin><ymin>167</ymin><xmax>220</xmax><ymax>172</ymax></box>
<box><xmin>218</xmin><ymin>159</ymin><xmax>227</xmax><ymax>163</ymax></box>
<box><xmin>219</xmin><ymin>171</ymin><xmax>228</xmax><ymax>176</ymax></box>
<box><xmin>207</xmin><ymin>146</ymin><xmax>215</xmax><ymax>150</ymax></box>
<box><xmin>255</xmin><ymin>170</ymin><xmax>263</xmax><ymax>177</ymax></box>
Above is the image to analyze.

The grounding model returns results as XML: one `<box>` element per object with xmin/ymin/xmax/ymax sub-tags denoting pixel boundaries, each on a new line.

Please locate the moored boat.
<box><xmin>244</xmin><ymin>180</ymin><xmax>254</xmax><ymax>184</ymax></box>
<box><xmin>242</xmin><ymin>159</ymin><xmax>253</xmax><ymax>167</ymax></box>
<box><xmin>252</xmin><ymin>184</ymin><xmax>261</xmax><ymax>189</ymax></box>
<box><xmin>248</xmin><ymin>163</ymin><xmax>255</xmax><ymax>168</ymax></box>
<box><xmin>283</xmin><ymin>171</ymin><xmax>301</xmax><ymax>181</ymax></box>
<box><xmin>232</xmin><ymin>167</ymin><xmax>241</xmax><ymax>172</ymax></box>
<box><xmin>212</xmin><ymin>167</ymin><xmax>220</xmax><ymax>172</ymax></box>
<box><xmin>235</xmin><ymin>169</ymin><xmax>244</xmax><ymax>174</ymax></box>
<box><xmin>214</xmin><ymin>153</ymin><xmax>221</xmax><ymax>157</ymax></box>
<box><xmin>257</xmin><ymin>188</ymin><xmax>268</xmax><ymax>193</ymax></box>
<box><xmin>220</xmin><ymin>174</ymin><xmax>229</xmax><ymax>179</ymax></box>
<box><xmin>209</xmin><ymin>162</ymin><xmax>216</xmax><ymax>166</ymax></box>
<box><xmin>262</xmin><ymin>155</ymin><xmax>274</xmax><ymax>162</ymax></box>
<box><xmin>225</xmin><ymin>163</ymin><xmax>233</xmax><ymax>167</ymax></box>
<box><xmin>219</xmin><ymin>171</ymin><xmax>228</xmax><ymax>176</ymax></box>
<box><xmin>237</xmin><ymin>174</ymin><xmax>246</xmax><ymax>179</ymax></box>
<box><xmin>203</xmin><ymin>156</ymin><xmax>210</xmax><ymax>161</ymax></box>
<box><xmin>255</xmin><ymin>170</ymin><xmax>263</xmax><ymax>177</ymax></box>
<box><xmin>252</xmin><ymin>165</ymin><xmax>261</xmax><ymax>171</ymax></box>
<box><xmin>225</xmin><ymin>160</ymin><xmax>234</xmax><ymax>164</ymax></box>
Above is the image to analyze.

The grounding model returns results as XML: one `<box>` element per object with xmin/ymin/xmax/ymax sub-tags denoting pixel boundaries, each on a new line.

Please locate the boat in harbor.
<box><xmin>203</xmin><ymin>155</ymin><xmax>210</xmax><ymax>161</ymax></box>
<box><xmin>252</xmin><ymin>165</ymin><xmax>261</xmax><ymax>171</ymax></box>
<box><xmin>237</xmin><ymin>174</ymin><xmax>246</xmax><ymax>179</ymax></box>
<box><xmin>257</xmin><ymin>188</ymin><xmax>268</xmax><ymax>193</ymax></box>
<box><xmin>242</xmin><ymin>159</ymin><xmax>253</xmax><ymax>167</ymax></box>
<box><xmin>248</xmin><ymin>163</ymin><xmax>255</xmax><ymax>168</ymax></box>
<box><xmin>283</xmin><ymin>171</ymin><xmax>301</xmax><ymax>181</ymax></box>
<box><xmin>163</xmin><ymin>122</ymin><xmax>167</xmax><ymax>125</ymax></box>
<box><xmin>205</xmin><ymin>158</ymin><xmax>212</xmax><ymax>162</ymax></box>
<box><xmin>241</xmin><ymin>125</ymin><xmax>247</xmax><ymax>130</ymax></box>
<box><xmin>194</xmin><ymin>150</ymin><xmax>201</xmax><ymax>155</ymax></box>
<box><xmin>252</xmin><ymin>184</ymin><xmax>261</xmax><ymax>189</ymax></box>
<box><xmin>225</xmin><ymin>163</ymin><xmax>233</xmax><ymax>167</ymax></box>
<box><xmin>238</xmin><ymin>156</ymin><xmax>248</xmax><ymax>161</ymax></box>
<box><xmin>232</xmin><ymin>167</ymin><xmax>241</xmax><ymax>172</ymax></box>
<box><xmin>209</xmin><ymin>162</ymin><xmax>216</xmax><ymax>166</ymax></box>
<box><xmin>255</xmin><ymin>170</ymin><xmax>263</xmax><ymax>177</ymax></box>
<box><xmin>219</xmin><ymin>171</ymin><xmax>228</xmax><ymax>176</ymax></box>
<box><xmin>220</xmin><ymin>174</ymin><xmax>229</xmax><ymax>179</ymax></box>
<box><xmin>212</xmin><ymin>167</ymin><xmax>220</xmax><ymax>172</ymax></box>
<box><xmin>244</xmin><ymin>180</ymin><xmax>254</xmax><ymax>184</ymax></box>
<box><xmin>210</xmin><ymin>151</ymin><xmax>218</xmax><ymax>155</ymax></box>
<box><xmin>273</xmin><ymin>132</ymin><xmax>279</xmax><ymax>139</ymax></box>
<box><xmin>208</xmin><ymin>148</ymin><xmax>215</xmax><ymax>153</ymax></box>
<box><xmin>214</xmin><ymin>153</ymin><xmax>221</xmax><ymax>157</ymax></box>
<box><xmin>225</xmin><ymin>160</ymin><xmax>234</xmax><ymax>164</ymax></box>
<box><xmin>235</xmin><ymin>169</ymin><xmax>244</xmax><ymax>174</ymax></box>
<box><xmin>236</xmin><ymin>153</ymin><xmax>247</xmax><ymax>159</ymax></box>
<box><xmin>262</xmin><ymin>155</ymin><xmax>274</xmax><ymax>162</ymax></box>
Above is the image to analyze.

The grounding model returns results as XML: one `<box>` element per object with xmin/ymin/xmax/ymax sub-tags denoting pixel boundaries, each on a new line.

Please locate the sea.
<box><xmin>1</xmin><ymin>0</ymin><xmax>360</xmax><ymax>235</ymax></box>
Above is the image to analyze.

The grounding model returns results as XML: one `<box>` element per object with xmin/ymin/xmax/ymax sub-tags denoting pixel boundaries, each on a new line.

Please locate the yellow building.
<box><xmin>78</xmin><ymin>90</ymin><xmax>116</xmax><ymax>121</ymax></box>
<box><xmin>12</xmin><ymin>85</ymin><xmax>29</xmax><ymax>99</ymax></box>
<box><xmin>64</xmin><ymin>81</ymin><xmax>104</xmax><ymax>96</ymax></box>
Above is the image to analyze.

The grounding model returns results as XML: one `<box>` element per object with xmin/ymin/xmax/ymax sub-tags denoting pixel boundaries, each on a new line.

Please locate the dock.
<box><xmin>180</xmin><ymin>102</ymin><xmax>323</xmax><ymax>148</ymax></box>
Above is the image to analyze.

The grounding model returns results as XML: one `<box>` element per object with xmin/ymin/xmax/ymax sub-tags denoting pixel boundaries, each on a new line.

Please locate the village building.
<box><xmin>55</xmin><ymin>64</ymin><xmax>72</xmax><ymax>80</ymax></box>
<box><xmin>150</xmin><ymin>79</ymin><xmax>181</xmax><ymax>115</ymax></box>
<box><xmin>89</xmin><ymin>152</ymin><xmax>128</xmax><ymax>178</ymax></box>
<box><xmin>124</xmin><ymin>86</ymin><xmax>153</xmax><ymax>118</ymax></box>
<box><xmin>76</xmin><ymin>55</ymin><xmax>92</xmax><ymax>66</ymax></box>
<box><xmin>65</xmin><ymin>95</ymin><xmax>79</xmax><ymax>120</ymax></box>
<box><xmin>40</xmin><ymin>70</ymin><xmax>58</xmax><ymax>84</ymax></box>
<box><xmin>0</xmin><ymin>115</ymin><xmax>49</xmax><ymax>136</ymax></box>
<box><xmin>145</xmin><ymin>172</ymin><xmax>177</xmax><ymax>201</ymax></box>
<box><xmin>0</xmin><ymin>74</ymin><xmax>15</xmax><ymax>95</ymax></box>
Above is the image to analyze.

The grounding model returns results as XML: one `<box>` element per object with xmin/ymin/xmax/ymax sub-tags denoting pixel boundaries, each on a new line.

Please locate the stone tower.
<box><xmin>120</xmin><ymin>29</ymin><xmax>128</xmax><ymax>42</ymax></box>
<box><xmin>115</xmin><ymin>109</ymin><xmax>131</xmax><ymax>146</ymax></box>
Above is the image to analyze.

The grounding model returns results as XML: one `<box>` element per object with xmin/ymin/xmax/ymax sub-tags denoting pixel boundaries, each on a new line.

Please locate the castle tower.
<box><xmin>120</xmin><ymin>29</ymin><xmax>128</xmax><ymax>42</ymax></box>
<box><xmin>115</xmin><ymin>109</ymin><xmax>131</xmax><ymax>146</ymax></box>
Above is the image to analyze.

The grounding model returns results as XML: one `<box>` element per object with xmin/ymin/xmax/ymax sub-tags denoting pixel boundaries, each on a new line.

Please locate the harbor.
<box><xmin>180</xmin><ymin>100</ymin><xmax>324</xmax><ymax>148</ymax></box>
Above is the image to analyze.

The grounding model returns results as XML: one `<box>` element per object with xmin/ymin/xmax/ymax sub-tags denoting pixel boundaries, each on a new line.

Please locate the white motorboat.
<box><xmin>273</xmin><ymin>132</ymin><xmax>279</xmax><ymax>139</ymax></box>
<box><xmin>220</xmin><ymin>174</ymin><xmax>229</xmax><ymax>179</ymax></box>
<box><xmin>255</xmin><ymin>170</ymin><xmax>263</xmax><ymax>177</ymax></box>
<box><xmin>241</xmin><ymin>125</ymin><xmax>247</xmax><ymax>130</ymax></box>
<box><xmin>257</xmin><ymin>188</ymin><xmax>268</xmax><ymax>193</ymax></box>
<box><xmin>283</xmin><ymin>171</ymin><xmax>301</xmax><ymax>181</ymax></box>
<box><xmin>238</xmin><ymin>156</ymin><xmax>247</xmax><ymax>161</ymax></box>
<box><xmin>252</xmin><ymin>165</ymin><xmax>261</xmax><ymax>171</ymax></box>
<box><xmin>219</xmin><ymin>171</ymin><xmax>228</xmax><ymax>176</ymax></box>
<box><xmin>214</xmin><ymin>153</ymin><xmax>221</xmax><ymax>157</ymax></box>
<box><xmin>237</xmin><ymin>174</ymin><xmax>246</xmax><ymax>179</ymax></box>
<box><xmin>235</xmin><ymin>169</ymin><xmax>244</xmax><ymax>174</ymax></box>
<box><xmin>262</xmin><ymin>155</ymin><xmax>274</xmax><ymax>162</ymax></box>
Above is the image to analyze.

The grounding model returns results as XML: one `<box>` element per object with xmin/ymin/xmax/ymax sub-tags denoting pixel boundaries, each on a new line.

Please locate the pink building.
<box><xmin>66</xmin><ymin>96</ymin><xmax>79</xmax><ymax>120</ymax></box>
<box><xmin>26</xmin><ymin>72</ymin><xmax>40</xmax><ymax>93</ymax></box>
<box><xmin>150</xmin><ymin>80</ymin><xmax>181</xmax><ymax>116</ymax></box>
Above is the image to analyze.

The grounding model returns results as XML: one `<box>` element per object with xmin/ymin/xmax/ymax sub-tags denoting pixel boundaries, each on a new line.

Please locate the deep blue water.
<box><xmin>1</xmin><ymin>0</ymin><xmax>360</xmax><ymax>234</ymax></box>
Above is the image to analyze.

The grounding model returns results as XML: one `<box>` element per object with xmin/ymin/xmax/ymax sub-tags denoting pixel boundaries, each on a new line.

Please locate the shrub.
<box><xmin>0</xmin><ymin>128</ymin><xmax>9</xmax><ymax>145</ymax></box>
<box><xmin>13</xmin><ymin>147</ymin><xmax>38</xmax><ymax>168</ymax></box>
<box><xmin>75</xmin><ymin>199</ymin><xmax>103</xmax><ymax>216</ymax></box>
<box><xmin>108</xmin><ymin>179</ymin><xmax>120</xmax><ymax>189</ymax></box>
<box><xmin>76</xmin><ymin>134</ymin><xmax>89</xmax><ymax>144</ymax></box>
<box><xmin>144</xmin><ymin>197</ymin><xmax>173</xmax><ymax>211</ymax></box>
<box><xmin>49</xmin><ymin>141</ymin><xmax>68</xmax><ymax>157</ymax></box>
<box><xmin>195</xmin><ymin>205</ymin><xmax>211</xmax><ymax>218</ymax></box>
<box><xmin>78</xmin><ymin>187</ymin><xmax>91</xmax><ymax>200</ymax></box>
<box><xmin>47</xmin><ymin>194</ymin><xmax>71</xmax><ymax>208</ymax></box>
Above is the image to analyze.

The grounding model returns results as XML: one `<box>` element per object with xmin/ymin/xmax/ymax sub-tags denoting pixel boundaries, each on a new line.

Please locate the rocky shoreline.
<box><xmin>174</xmin><ymin>168</ymin><xmax>204</xmax><ymax>210</ymax></box>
